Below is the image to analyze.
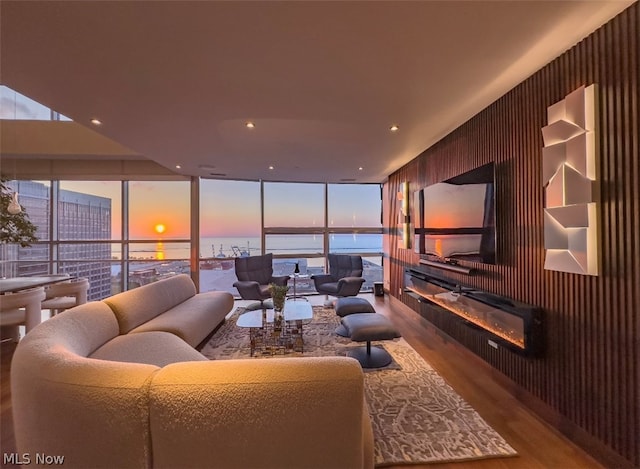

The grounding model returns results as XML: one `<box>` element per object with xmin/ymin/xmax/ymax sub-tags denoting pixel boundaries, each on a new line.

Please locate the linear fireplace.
<box><xmin>405</xmin><ymin>268</ymin><xmax>543</xmax><ymax>357</ymax></box>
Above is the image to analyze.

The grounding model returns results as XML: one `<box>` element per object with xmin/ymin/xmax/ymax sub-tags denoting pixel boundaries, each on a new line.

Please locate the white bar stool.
<box><xmin>41</xmin><ymin>277</ymin><xmax>90</xmax><ymax>316</ymax></box>
<box><xmin>0</xmin><ymin>287</ymin><xmax>46</xmax><ymax>342</ymax></box>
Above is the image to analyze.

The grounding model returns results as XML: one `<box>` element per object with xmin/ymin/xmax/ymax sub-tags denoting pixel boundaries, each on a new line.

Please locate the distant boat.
<box><xmin>231</xmin><ymin>241</ymin><xmax>254</xmax><ymax>257</ymax></box>
<box><xmin>201</xmin><ymin>244</ymin><xmax>234</xmax><ymax>270</ymax></box>
<box><xmin>231</xmin><ymin>245</ymin><xmax>249</xmax><ymax>257</ymax></box>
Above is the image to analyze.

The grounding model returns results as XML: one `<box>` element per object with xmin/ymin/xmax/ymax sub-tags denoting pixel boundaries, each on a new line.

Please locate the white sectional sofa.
<box><xmin>11</xmin><ymin>274</ymin><xmax>374</xmax><ymax>468</ymax></box>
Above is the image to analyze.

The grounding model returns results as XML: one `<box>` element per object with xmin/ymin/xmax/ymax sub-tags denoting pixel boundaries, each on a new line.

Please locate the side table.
<box><xmin>288</xmin><ymin>273</ymin><xmax>309</xmax><ymax>301</ymax></box>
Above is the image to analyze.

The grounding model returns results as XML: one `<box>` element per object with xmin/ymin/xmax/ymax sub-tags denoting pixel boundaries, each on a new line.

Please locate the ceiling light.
<box><xmin>246</xmin><ymin>122</ymin><xmax>255</xmax><ymax>129</ymax></box>
<box><xmin>358</xmin><ymin>167</ymin><xmax>363</xmax><ymax>171</ymax></box>
<box><xmin>90</xmin><ymin>118</ymin><xmax>102</xmax><ymax>126</ymax></box>
<box><xmin>175</xmin><ymin>165</ymin><xmax>181</xmax><ymax>169</ymax></box>
<box><xmin>268</xmin><ymin>165</ymin><xmax>274</xmax><ymax>170</ymax></box>
<box><xmin>389</xmin><ymin>125</ymin><xmax>399</xmax><ymax>132</ymax></box>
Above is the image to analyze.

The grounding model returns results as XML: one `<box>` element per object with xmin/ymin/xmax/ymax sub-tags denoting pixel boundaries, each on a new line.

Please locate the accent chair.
<box><xmin>233</xmin><ymin>253</ymin><xmax>290</xmax><ymax>310</ymax></box>
<box><xmin>311</xmin><ymin>254</ymin><xmax>365</xmax><ymax>306</ymax></box>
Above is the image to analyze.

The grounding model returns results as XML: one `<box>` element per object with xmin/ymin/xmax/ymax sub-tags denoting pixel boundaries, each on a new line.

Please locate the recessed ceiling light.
<box><xmin>246</xmin><ymin>122</ymin><xmax>255</xmax><ymax>129</ymax></box>
<box><xmin>268</xmin><ymin>165</ymin><xmax>274</xmax><ymax>170</ymax></box>
<box><xmin>389</xmin><ymin>125</ymin><xmax>399</xmax><ymax>132</ymax></box>
<box><xmin>175</xmin><ymin>165</ymin><xmax>182</xmax><ymax>169</ymax></box>
<box><xmin>90</xmin><ymin>118</ymin><xmax>102</xmax><ymax>126</ymax></box>
<box><xmin>358</xmin><ymin>167</ymin><xmax>363</xmax><ymax>171</ymax></box>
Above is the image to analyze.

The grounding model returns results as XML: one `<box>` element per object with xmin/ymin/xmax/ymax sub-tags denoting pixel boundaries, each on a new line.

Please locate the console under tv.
<box><xmin>405</xmin><ymin>267</ymin><xmax>543</xmax><ymax>357</ymax></box>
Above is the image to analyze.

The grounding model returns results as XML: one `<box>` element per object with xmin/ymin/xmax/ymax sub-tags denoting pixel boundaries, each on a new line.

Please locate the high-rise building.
<box><xmin>2</xmin><ymin>181</ymin><xmax>112</xmax><ymax>300</ymax></box>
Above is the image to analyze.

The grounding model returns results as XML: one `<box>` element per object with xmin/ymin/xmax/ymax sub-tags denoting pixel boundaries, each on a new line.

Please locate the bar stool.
<box><xmin>0</xmin><ymin>287</ymin><xmax>46</xmax><ymax>342</ymax></box>
<box><xmin>41</xmin><ymin>277</ymin><xmax>90</xmax><ymax>316</ymax></box>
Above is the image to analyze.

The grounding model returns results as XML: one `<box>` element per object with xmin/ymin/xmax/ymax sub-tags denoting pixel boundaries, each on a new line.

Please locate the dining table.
<box><xmin>0</xmin><ymin>274</ymin><xmax>71</xmax><ymax>332</ymax></box>
<box><xmin>0</xmin><ymin>274</ymin><xmax>71</xmax><ymax>294</ymax></box>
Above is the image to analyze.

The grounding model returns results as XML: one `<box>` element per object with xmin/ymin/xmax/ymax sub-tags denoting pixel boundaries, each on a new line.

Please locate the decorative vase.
<box><xmin>269</xmin><ymin>283</ymin><xmax>289</xmax><ymax>316</ymax></box>
<box><xmin>273</xmin><ymin>295</ymin><xmax>285</xmax><ymax>314</ymax></box>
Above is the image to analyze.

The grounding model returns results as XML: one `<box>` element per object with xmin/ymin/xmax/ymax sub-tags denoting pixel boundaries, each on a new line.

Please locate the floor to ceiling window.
<box><xmin>199</xmin><ymin>179</ymin><xmax>262</xmax><ymax>293</ymax></box>
<box><xmin>127</xmin><ymin>181</ymin><xmax>191</xmax><ymax>289</ymax></box>
<box><xmin>57</xmin><ymin>181</ymin><xmax>120</xmax><ymax>300</ymax></box>
<box><xmin>263</xmin><ymin>182</ymin><xmax>325</xmax><ymax>295</ymax></box>
<box><xmin>2</xmin><ymin>177</ymin><xmax>382</xmax><ymax>300</ymax></box>
<box><xmin>327</xmin><ymin>183</ymin><xmax>383</xmax><ymax>291</ymax></box>
<box><xmin>198</xmin><ymin>180</ymin><xmax>383</xmax><ymax>296</ymax></box>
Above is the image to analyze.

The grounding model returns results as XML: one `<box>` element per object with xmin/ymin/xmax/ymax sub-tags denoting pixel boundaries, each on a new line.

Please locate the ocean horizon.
<box><xmin>122</xmin><ymin>234</ymin><xmax>383</xmax><ymax>260</ymax></box>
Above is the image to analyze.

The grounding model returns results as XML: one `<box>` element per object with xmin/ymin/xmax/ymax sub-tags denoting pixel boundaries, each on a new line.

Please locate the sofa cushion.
<box><xmin>90</xmin><ymin>331</ymin><xmax>208</xmax><ymax>367</ymax></box>
<box><xmin>335</xmin><ymin>297</ymin><xmax>376</xmax><ymax>317</ymax></box>
<box><xmin>148</xmin><ymin>357</ymin><xmax>371</xmax><ymax>469</ymax></box>
<box><xmin>104</xmin><ymin>274</ymin><xmax>197</xmax><ymax>334</ymax></box>
<box><xmin>128</xmin><ymin>291</ymin><xmax>234</xmax><ymax>347</ymax></box>
<box><xmin>32</xmin><ymin>301</ymin><xmax>121</xmax><ymax>356</ymax></box>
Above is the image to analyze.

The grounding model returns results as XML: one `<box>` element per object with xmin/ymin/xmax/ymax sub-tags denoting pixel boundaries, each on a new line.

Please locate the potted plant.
<box><xmin>269</xmin><ymin>283</ymin><xmax>289</xmax><ymax>314</ymax></box>
<box><xmin>1</xmin><ymin>178</ymin><xmax>38</xmax><ymax>277</ymax></box>
<box><xmin>1</xmin><ymin>178</ymin><xmax>38</xmax><ymax>247</ymax></box>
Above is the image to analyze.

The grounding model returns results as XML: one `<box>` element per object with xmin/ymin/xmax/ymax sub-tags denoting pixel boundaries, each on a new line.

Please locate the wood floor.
<box><xmin>0</xmin><ymin>294</ymin><xmax>602</xmax><ymax>468</ymax></box>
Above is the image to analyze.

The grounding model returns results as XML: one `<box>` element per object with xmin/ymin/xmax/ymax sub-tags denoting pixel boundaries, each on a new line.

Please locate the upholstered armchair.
<box><xmin>312</xmin><ymin>254</ymin><xmax>365</xmax><ymax>305</ymax></box>
<box><xmin>233</xmin><ymin>253</ymin><xmax>289</xmax><ymax>310</ymax></box>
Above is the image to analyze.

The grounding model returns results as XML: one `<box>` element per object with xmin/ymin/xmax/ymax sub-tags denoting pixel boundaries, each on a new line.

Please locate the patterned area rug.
<box><xmin>201</xmin><ymin>305</ymin><xmax>518</xmax><ymax>466</ymax></box>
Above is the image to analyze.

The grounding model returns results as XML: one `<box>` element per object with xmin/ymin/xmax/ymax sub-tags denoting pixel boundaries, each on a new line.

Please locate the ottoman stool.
<box><xmin>341</xmin><ymin>313</ymin><xmax>401</xmax><ymax>368</ymax></box>
<box><xmin>334</xmin><ymin>297</ymin><xmax>376</xmax><ymax>337</ymax></box>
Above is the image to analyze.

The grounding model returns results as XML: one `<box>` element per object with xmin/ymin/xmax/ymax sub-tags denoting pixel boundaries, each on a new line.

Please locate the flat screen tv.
<box><xmin>414</xmin><ymin>162</ymin><xmax>496</xmax><ymax>264</ymax></box>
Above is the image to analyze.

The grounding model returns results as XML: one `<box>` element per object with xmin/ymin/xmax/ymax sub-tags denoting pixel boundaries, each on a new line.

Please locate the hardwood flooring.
<box><xmin>0</xmin><ymin>294</ymin><xmax>602</xmax><ymax>468</ymax></box>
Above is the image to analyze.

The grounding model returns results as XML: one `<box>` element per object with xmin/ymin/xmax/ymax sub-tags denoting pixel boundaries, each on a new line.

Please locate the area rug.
<box><xmin>201</xmin><ymin>305</ymin><xmax>518</xmax><ymax>466</ymax></box>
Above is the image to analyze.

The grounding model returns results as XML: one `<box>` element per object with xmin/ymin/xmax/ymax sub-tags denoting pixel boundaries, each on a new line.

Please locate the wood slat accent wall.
<box><xmin>386</xmin><ymin>4</ymin><xmax>638</xmax><ymax>466</ymax></box>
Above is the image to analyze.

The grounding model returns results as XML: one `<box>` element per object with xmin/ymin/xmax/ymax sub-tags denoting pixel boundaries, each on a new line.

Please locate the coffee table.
<box><xmin>237</xmin><ymin>301</ymin><xmax>313</xmax><ymax>356</ymax></box>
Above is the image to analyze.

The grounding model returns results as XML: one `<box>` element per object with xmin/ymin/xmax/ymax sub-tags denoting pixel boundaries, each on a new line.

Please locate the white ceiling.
<box><xmin>1</xmin><ymin>1</ymin><xmax>634</xmax><ymax>183</ymax></box>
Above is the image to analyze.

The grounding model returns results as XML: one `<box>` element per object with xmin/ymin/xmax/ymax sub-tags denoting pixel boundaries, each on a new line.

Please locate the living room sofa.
<box><xmin>11</xmin><ymin>274</ymin><xmax>374</xmax><ymax>468</ymax></box>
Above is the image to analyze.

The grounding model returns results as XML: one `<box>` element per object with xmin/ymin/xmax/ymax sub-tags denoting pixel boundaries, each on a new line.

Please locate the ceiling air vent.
<box><xmin>340</xmin><ymin>178</ymin><xmax>356</xmax><ymax>182</ymax></box>
<box><xmin>209</xmin><ymin>173</ymin><xmax>227</xmax><ymax>177</ymax></box>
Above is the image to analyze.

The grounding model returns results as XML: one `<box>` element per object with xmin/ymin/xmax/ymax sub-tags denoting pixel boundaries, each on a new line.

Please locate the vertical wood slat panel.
<box><xmin>386</xmin><ymin>4</ymin><xmax>638</xmax><ymax>466</ymax></box>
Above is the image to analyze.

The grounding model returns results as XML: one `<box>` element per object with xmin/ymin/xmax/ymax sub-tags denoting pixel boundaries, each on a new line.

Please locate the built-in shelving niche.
<box><xmin>405</xmin><ymin>268</ymin><xmax>543</xmax><ymax>357</ymax></box>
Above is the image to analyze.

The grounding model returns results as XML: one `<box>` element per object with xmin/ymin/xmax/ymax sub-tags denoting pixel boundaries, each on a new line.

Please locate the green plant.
<box><xmin>0</xmin><ymin>178</ymin><xmax>38</xmax><ymax>247</ymax></box>
<box><xmin>269</xmin><ymin>283</ymin><xmax>289</xmax><ymax>311</ymax></box>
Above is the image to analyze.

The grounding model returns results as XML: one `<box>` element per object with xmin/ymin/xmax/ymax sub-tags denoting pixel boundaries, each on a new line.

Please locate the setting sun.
<box><xmin>154</xmin><ymin>223</ymin><xmax>166</xmax><ymax>234</ymax></box>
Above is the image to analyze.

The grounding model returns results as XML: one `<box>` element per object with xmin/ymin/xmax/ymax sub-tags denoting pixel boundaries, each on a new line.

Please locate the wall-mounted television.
<box><xmin>414</xmin><ymin>162</ymin><xmax>496</xmax><ymax>264</ymax></box>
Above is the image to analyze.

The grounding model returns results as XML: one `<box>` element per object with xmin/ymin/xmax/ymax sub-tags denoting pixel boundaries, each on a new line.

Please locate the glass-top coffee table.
<box><xmin>237</xmin><ymin>301</ymin><xmax>313</xmax><ymax>356</ymax></box>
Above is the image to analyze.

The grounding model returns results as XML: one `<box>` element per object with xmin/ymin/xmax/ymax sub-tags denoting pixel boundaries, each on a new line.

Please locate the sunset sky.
<box><xmin>61</xmin><ymin>180</ymin><xmax>381</xmax><ymax>240</ymax></box>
